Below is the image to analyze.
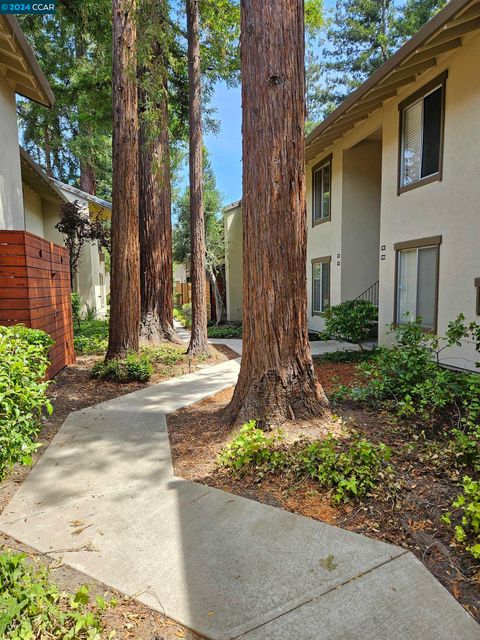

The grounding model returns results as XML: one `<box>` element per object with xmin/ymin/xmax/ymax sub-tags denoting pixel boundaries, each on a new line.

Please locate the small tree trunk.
<box><xmin>106</xmin><ymin>0</ymin><xmax>140</xmax><ymax>360</ymax></box>
<box><xmin>225</xmin><ymin>0</ymin><xmax>328</xmax><ymax>427</ymax></box>
<box><xmin>186</xmin><ymin>0</ymin><xmax>208</xmax><ymax>355</ymax></box>
<box><xmin>138</xmin><ymin>77</ymin><xmax>178</xmax><ymax>344</ymax></box>
<box><xmin>208</xmin><ymin>269</ymin><xmax>224</xmax><ymax>325</ymax></box>
<box><xmin>44</xmin><ymin>124</ymin><xmax>53</xmax><ymax>176</ymax></box>
<box><xmin>80</xmin><ymin>159</ymin><xmax>97</xmax><ymax>195</ymax></box>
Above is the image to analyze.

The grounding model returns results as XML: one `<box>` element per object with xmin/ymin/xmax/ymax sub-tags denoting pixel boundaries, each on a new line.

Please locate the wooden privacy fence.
<box><xmin>0</xmin><ymin>230</ymin><xmax>75</xmax><ymax>378</ymax></box>
<box><xmin>175</xmin><ymin>281</ymin><xmax>212</xmax><ymax>319</ymax></box>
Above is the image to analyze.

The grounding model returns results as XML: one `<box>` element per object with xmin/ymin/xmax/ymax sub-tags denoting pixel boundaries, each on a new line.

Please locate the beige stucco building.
<box><xmin>225</xmin><ymin>0</ymin><xmax>480</xmax><ymax>370</ymax></box>
<box><xmin>0</xmin><ymin>16</ymin><xmax>110</xmax><ymax>319</ymax></box>
<box><xmin>20</xmin><ymin>150</ymin><xmax>111</xmax><ymax>317</ymax></box>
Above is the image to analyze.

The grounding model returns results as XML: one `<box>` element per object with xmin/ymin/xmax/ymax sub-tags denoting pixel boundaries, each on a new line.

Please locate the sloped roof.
<box><xmin>305</xmin><ymin>0</ymin><xmax>480</xmax><ymax>161</ymax></box>
<box><xmin>50</xmin><ymin>179</ymin><xmax>112</xmax><ymax>212</ymax></box>
<box><xmin>20</xmin><ymin>147</ymin><xmax>67</xmax><ymax>204</ymax></box>
<box><xmin>0</xmin><ymin>15</ymin><xmax>54</xmax><ymax>107</ymax></box>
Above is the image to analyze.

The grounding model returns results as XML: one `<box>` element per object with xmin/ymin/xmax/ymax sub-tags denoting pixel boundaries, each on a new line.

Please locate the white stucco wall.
<box><xmin>225</xmin><ymin>205</ymin><xmax>243</xmax><ymax>322</ymax></box>
<box><xmin>378</xmin><ymin>32</ymin><xmax>480</xmax><ymax>370</ymax></box>
<box><xmin>42</xmin><ymin>186</ymin><xmax>109</xmax><ymax>317</ymax></box>
<box><xmin>0</xmin><ymin>79</ymin><xmax>24</xmax><ymax>230</ymax></box>
<box><xmin>23</xmin><ymin>184</ymin><xmax>44</xmax><ymax>237</ymax></box>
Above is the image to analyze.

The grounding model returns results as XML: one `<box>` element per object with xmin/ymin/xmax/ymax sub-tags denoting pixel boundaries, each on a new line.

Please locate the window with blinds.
<box><xmin>399</xmin><ymin>75</ymin><xmax>446</xmax><ymax>191</ymax></box>
<box><xmin>312</xmin><ymin>156</ymin><xmax>331</xmax><ymax>224</ymax></box>
<box><xmin>312</xmin><ymin>259</ymin><xmax>330</xmax><ymax>315</ymax></box>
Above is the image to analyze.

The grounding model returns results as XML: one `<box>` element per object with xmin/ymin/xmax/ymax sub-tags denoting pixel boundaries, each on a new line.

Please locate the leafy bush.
<box><xmin>316</xmin><ymin>349</ymin><xmax>375</xmax><ymax>364</ymax></box>
<box><xmin>208</xmin><ymin>324</ymin><xmax>243</xmax><ymax>339</ymax></box>
<box><xmin>0</xmin><ymin>549</ymin><xmax>108</xmax><ymax>638</ymax></box>
<box><xmin>0</xmin><ymin>325</ymin><xmax>53</xmax><ymax>480</ymax></box>
<box><xmin>442</xmin><ymin>476</ymin><xmax>480</xmax><ymax>559</ymax></box>
<box><xmin>336</xmin><ymin>319</ymin><xmax>480</xmax><ymax>421</ymax></box>
<box><xmin>218</xmin><ymin>420</ymin><xmax>284</xmax><ymax>472</ymax></box>
<box><xmin>322</xmin><ymin>300</ymin><xmax>377</xmax><ymax>349</ymax></box>
<box><xmin>74</xmin><ymin>320</ymin><xmax>109</xmax><ymax>355</ymax></box>
<box><xmin>173</xmin><ymin>304</ymin><xmax>192</xmax><ymax>329</ymax></box>
<box><xmin>71</xmin><ymin>292</ymin><xmax>81</xmax><ymax>328</ymax></box>
<box><xmin>92</xmin><ymin>352</ymin><xmax>153</xmax><ymax>383</ymax></box>
<box><xmin>143</xmin><ymin>343</ymin><xmax>185</xmax><ymax>366</ymax></box>
<box><xmin>293</xmin><ymin>435</ymin><xmax>392</xmax><ymax>504</ymax></box>
<box><xmin>218</xmin><ymin>421</ymin><xmax>391</xmax><ymax>503</ymax></box>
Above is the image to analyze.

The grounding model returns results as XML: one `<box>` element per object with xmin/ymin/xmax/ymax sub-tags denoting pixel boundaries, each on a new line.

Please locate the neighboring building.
<box><xmin>49</xmin><ymin>179</ymin><xmax>111</xmax><ymax>317</ymax></box>
<box><xmin>20</xmin><ymin>149</ymin><xmax>111</xmax><ymax>318</ymax></box>
<box><xmin>225</xmin><ymin>0</ymin><xmax>480</xmax><ymax>371</ymax></box>
<box><xmin>224</xmin><ymin>200</ymin><xmax>242</xmax><ymax>322</ymax></box>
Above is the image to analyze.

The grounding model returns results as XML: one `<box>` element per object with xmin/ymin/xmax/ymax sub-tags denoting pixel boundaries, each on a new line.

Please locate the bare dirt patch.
<box><xmin>167</xmin><ymin>361</ymin><xmax>480</xmax><ymax>622</ymax></box>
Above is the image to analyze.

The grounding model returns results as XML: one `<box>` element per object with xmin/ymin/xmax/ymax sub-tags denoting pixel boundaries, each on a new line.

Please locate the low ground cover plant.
<box><xmin>219</xmin><ymin>420</ymin><xmax>391</xmax><ymax>504</ymax></box>
<box><xmin>317</xmin><ymin>350</ymin><xmax>375</xmax><ymax>364</ymax></box>
<box><xmin>92</xmin><ymin>352</ymin><xmax>153</xmax><ymax>382</ymax></box>
<box><xmin>442</xmin><ymin>476</ymin><xmax>480</xmax><ymax>559</ymax></box>
<box><xmin>173</xmin><ymin>303</ymin><xmax>192</xmax><ymax>329</ymax></box>
<box><xmin>322</xmin><ymin>299</ymin><xmax>377</xmax><ymax>350</ymax></box>
<box><xmin>207</xmin><ymin>324</ymin><xmax>243</xmax><ymax>339</ymax></box>
<box><xmin>0</xmin><ymin>326</ymin><xmax>53</xmax><ymax>480</ymax></box>
<box><xmin>74</xmin><ymin>319</ymin><xmax>109</xmax><ymax>355</ymax></box>
<box><xmin>0</xmin><ymin>549</ymin><xmax>109</xmax><ymax>639</ymax></box>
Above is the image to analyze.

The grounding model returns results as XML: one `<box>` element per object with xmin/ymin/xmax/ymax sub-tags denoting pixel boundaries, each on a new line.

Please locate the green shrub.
<box><xmin>0</xmin><ymin>325</ymin><xmax>53</xmax><ymax>480</ymax></box>
<box><xmin>207</xmin><ymin>324</ymin><xmax>243</xmax><ymax>339</ymax></box>
<box><xmin>71</xmin><ymin>292</ymin><xmax>81</xmax><ymax>328</ymax></box>
<box><xmin>218</xmin><ymin>421</ymin><xmax>391</xmax><ymax>503</ymax></box>
<box><xmin>74</xmin><ymin>319</ymin><xmax>109</xmax><ymax>355</ymax></box>
<box><xmin>173</xmin><ymin>304</ymin><xmax>192</xmax><ymax>329</ymax></box>
<box><xmin>335</xmin><ymin>319</ymin><xmax>480</xmax><ymax>422</ymax></box>
<box><xmin>218</xmin><ymin>420</ymin><xmax>285</xmax><ymax>472</ymax></box>
<box><xmin>442</xmin><ymin>476</ymin><xmax>480</xmax><ymax>559</ymax></box>
<box><xmin>322</xmin><ymin>300</ymin><xmax>377</xmax><ymax>350</ymax></box>
<box><xmin>294</xmin><ymin>435</ymin><xmax>392</xmax><ymax>504</ymax></box>
<box><xmin>0</xmin><ymin>549</ymin><xmax>108</xmax><ymax>638</ymax></box>
<box><xmin>316</xmin><ymin>349</ymin><xmax>375</xmax><ymax>364</ymax></box>
<box><xmin>91</xmin><ymin>352</ymin><xmax>153</xmax><ymax>383</ymax></box>
<box><xmin>142</xmin><ymin>343</ymin><xmax>185</xmax><ymax>366</ymax></box>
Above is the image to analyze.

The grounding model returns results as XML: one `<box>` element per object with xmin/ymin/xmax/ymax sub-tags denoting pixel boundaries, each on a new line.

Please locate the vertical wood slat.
<box><xmin>174</xmin><ymin>281</ymin><xmax>211</xmax><ymax>318</ymax></box>
<box><xmin>0</xmin><ymin>230</ymin><xmax>75</xmax><ymax>378</ymax></box>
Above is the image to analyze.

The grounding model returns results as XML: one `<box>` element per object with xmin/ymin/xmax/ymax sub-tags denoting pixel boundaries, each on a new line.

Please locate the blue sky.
<box><xmin>204</xmin><ymin>81</ymin><xmax>242</xmax><ymax>206</ymax></box>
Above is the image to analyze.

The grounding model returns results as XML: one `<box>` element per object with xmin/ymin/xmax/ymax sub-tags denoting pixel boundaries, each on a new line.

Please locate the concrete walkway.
<box><xmin>0</xmin><ymin>360</ymin><xmax>478</xmax><ymax>639</ymax></box>
<box><xmin>175</xmin><ymin>320</ymin><xmax>369</xmax><ymax>357</ymax></box>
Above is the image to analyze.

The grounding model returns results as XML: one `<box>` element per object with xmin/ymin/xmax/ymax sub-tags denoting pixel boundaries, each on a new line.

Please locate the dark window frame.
<box><xmin>311</xmin><ymin>256</ymin><xmax>331</xmax><ymax>316</ymax></box>
<box><xmin>397</xmin><ymin>71</ymin><xmax>448</xmax><ymax>195</ymax></box>
<box><xmin>393</xmin><ymin>235</ymin><xmax>442</xmax><ymax>333</ymax></box>
<box><xmin>312</xmin><ymin>154</ymin><xmax>332</xmax><ymax>226</ymax></box>
<box><xmin>475</xmin><ymin>278</ymin><xmax>480</xmax><ymax>316</ymax></box>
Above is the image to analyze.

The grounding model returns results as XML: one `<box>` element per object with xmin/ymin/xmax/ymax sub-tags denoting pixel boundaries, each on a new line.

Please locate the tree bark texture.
<box><xmin>186</xmin><ymin>0</ymin><xmax>208</xmax><ymax>355</ymax></box>
<box><xmin>225</xmin><ymin>0</ymin><xmax>328</xmax><ymax>426</ymax></box>
<box><xmin>106</xmin><ymin>0</ymin><xmax>140</xmax><ymax>360</ymax></box>
<box><xmin>138</xmin><ymin>78</ymin><xmax>178</xmax><ymax>343</ymax></box>
<box><xmin>80</xmin><ymin>159</ymin><xmax>97</xmax><ymax>195</ymax></box>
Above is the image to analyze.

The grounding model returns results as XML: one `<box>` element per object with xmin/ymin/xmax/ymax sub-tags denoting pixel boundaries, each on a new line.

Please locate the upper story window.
<box><xmin>398</xmin><ymin>71</ymin><xmax>447</xmax><ymax>193</ymax></box>
<box><xmin>312</xmin><ymin>155</ymin><xmax>331</xmax><ymax>225</ymax></box>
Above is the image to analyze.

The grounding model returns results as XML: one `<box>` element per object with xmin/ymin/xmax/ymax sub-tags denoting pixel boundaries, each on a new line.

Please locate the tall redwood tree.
<box><xmin>138</xmin><ymin>77</ymin><xmax>177</xmax><ymax>343</ymax></box>
<box><xmin>186</xmin><ymin>0</ymin><xmax>208</xmax><ymax>355</ymax></box>
<box><xmin>106</xmin><ymin>0</ymin><xmax>140</xmax><ymax>360</ymax></box>
<box><xmin>225</xmin><ymin>0</ymin><xmax>328</xmax><ymax>426</ymax></box>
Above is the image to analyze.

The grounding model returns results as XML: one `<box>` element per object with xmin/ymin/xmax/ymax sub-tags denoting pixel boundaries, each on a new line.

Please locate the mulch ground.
<box><xmin>0</xmin><ymin>342</ymin><xmax>238</xmax><ymax>640</ymax></box>
<box><xmin>167</xmin><ymin>359</ymin><xmax>480</xmax><ymax>622</ymax></box>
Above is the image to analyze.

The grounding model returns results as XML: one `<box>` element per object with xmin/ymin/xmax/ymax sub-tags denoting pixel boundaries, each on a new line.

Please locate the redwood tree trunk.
<box><xmin>138</xmin><ymin>78</ymin><xmax>178</xmax><ymax>343</ymax></box>
<box><xmin>186</xmin><ymin>0</ymin><xmax>208</xmax><ymax>355</ymax></box>
<box><xmin>80</xmin><ymin>159</ymin><xmax>96</xmax><ymax>195</ymax></box>
<box><xmin>106</xmin><ymin>0</ymin><xmax>140</xmax><ymax>360</ymax></box>
<box><xmin>225</xmin><ymin>0</ymin><xmax>328</xmax><ymax>426</ymax></box>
